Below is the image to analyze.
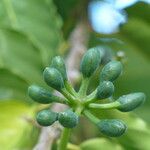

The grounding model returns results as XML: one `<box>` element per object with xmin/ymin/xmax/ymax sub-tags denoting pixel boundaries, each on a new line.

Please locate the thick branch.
<box><xmin>66</xmin><ymin>23</ymin><xmax>89</xmax><ymax>84</ymax></box>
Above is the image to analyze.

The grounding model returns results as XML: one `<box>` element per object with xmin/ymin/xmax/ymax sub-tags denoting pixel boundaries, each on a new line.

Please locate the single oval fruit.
<box><xmin>58</xmin><ymin>110</ymin><xmax>79</xmax><ymax>128</ymax></box>
<box><xmin>100</xmin><ymin>61</ymin><xmax>122</xmax><ymax>82</ymax></box>
<box><xmin>28</xmin><ymin>85</ymin><xmax>56</xmax><ymax>104</ymax></box>
<box><xmin>117</xmin><ymin>92</ymin><xmax>145</xmax><ymax>112</ymax></box>
<box><xmin>80</xmin><ymin>48</ymin><xmax>101</xmax><ymax>78</ymax></box>
<box><xmin>51</xmin><ymin>56</ymin><xmax>67</xmax><ymax>81</ymax></box>
<box><xmin>36</xmin><ymin>109</ymin><xmax>58</xmax><ymax>126</ymax></box>
<box><xmin>43</xmin><ymin>67</ymin><xmax>64</xmax><ymax>91</ymax></box>
<box><xmin>97</xmin><ymin>119</ymin><xmax>127</xmax><ymax>137</ymax></box>
<box><xmin>97</xmin><ymin>81</ymin><xmax>114</xmax><ymax>99</ymax></box>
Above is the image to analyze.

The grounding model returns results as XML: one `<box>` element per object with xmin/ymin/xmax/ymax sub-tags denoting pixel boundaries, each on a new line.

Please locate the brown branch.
<box><xmin>33</xmin><ymin>22</ymin><xmax>89</xmax><ymax>150</ymax></box>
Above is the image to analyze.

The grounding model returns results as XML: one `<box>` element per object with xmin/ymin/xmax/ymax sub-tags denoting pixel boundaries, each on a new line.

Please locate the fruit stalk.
<box><xmin>78</xmin><ymin>78</ymin><xmax>89</xmax><ymax>97</ymax></box>
<box><xmin>58</xmin><ymin>128</ymin><xmax>71</xmax><ymax>150</ymax></box>
<box><xmin>57</xmin><ymin>107</ymin><xmax>82</xmax><ymax>150</ymax></box>
<box><xmin>88</xmin><ymin>101</ymin><xmax>120</xmax><ymax>109</ymax></box>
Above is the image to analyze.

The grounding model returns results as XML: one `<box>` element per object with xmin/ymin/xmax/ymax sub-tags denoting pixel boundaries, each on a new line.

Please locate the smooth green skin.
<box><xmin>97</xmin><ymin>81</ymin><xmax>114</xmax><ymax>99</ymax></box>
<box><xmin>95</xmin><ymin>46</ymin><xmax>113</xmax><ymax>65</ymax></box>
<box><xmin>28</xmin><ymin>85</ymin><xmax>55</xmax><ymax>104</ymax></box>
<box><xmin>58</xmin><ymin>110</ymin><xmax>79</xmax><ymax>128</ymax></box>
<box><xmin>100</xmin><ymin>60</ymin><xmax>122</xmax><ymax>82</ymax></box>
<box><xmin>51</xmin><ymin>56</ymin><xmax>68</xmax><ymax>81</ymax></box>
<box><xmin>80</xmin><ymin>48</ymin><xmax>101</xmax><ymax>78</ymax></box>
<box><xmin>117</xmin><ymin>92</ymin><xmax>145</xmax><ymax>112</ymax></box>
<box><xmin>97</xmin><ymin>119</ymin><xmax>127</xmax><ymax>137</ymax></box>
<box><xmin>36</xmin><ymin>109</ymin><xmax>58</xmax><ymax>126</ymax></box>
<box><xmin>43</xmin><ymin>67</ymin><xmax>64</xmax><ymax>91</ymax></box>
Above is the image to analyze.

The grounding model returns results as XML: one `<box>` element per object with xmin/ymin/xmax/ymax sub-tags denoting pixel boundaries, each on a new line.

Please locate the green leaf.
<box><xmin>0</xmin><ymin>29</ymin><xmax>43</xmax><ymax>85</ymax></box>
<box><xmin>53</xmin><ymin>0</ymin><xmax>79</xmax><ymax>20</ymax></box>
<box><xmin>115</xmin><ymin>24</ymin><xmax>150</xmax><ymax>121</ymax></box>
<box><xmin>80</xmin><ymin>138</ymin><xmax>123</xmax><ymax>150</ymax></box>
<box><xmin>0</xmin><ymin>100</ymin><xmax>37</xmax><ymax>150</ymax></box>
<box><xmin>0</xmin><ymin>0</ymin><xmax>63</xmax><ymax>101</ymax></box>
<box><xmin>118</xmin><ymin>128</ymin><xmax>150</xmax><ymax>150</ymax></box>
<box><xmin>126</xmin><ymin>2</ymin><xmax>150</xmax><ymax>24</ymax></box>
<box><xmin>53</xmin><ymin>0</ymin><xmax>78</xmax><ymax>37</ymax></box>
<box><xmin>53</xmin><ymin>0</ymin><xmax>87</xmax><ymax>38</ymax></box>
<box><xmin>0</xmin><ymin>69</ymin><xmax>28</xmax><ymax>100</ymax></box>
<box><xmin>0</xmin><ymin>0</ymin><xmax>62</xmax><ymax>65</ymax></box>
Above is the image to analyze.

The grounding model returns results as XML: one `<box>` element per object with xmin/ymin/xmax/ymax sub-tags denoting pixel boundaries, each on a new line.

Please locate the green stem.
<box><xmin>64</xmin><ymin>81</ymin><xmax>78</xmax><ymax>97</ymax></box>
<box><xmin>75</xmin><ymin>105</ymin><xmax>84</xmax><ymax>115</ymax></box>
<box><xmin>83</xmin><ymin>110</ymin><xmax>99</xmax><ymax>124</ymax></box>
<box><xmin>61</xmin><ymin>88</ymin><xmax>76</xmax><ymax>104</ymax></box>
<box><xmin>58</xmin><ymin>107</ymin><xmax>82</xmax><ymax>150</ymax></box>
<box><xmin>53</xmin><ymin>96</ymin><xmax>69</xmax><ymax>105</ymax></box>
<box><xmin>78</xmin><ymin>78</ymin><xmax>89</xmax><ymax>97</ymax></box>
<box><xmin>58</xmin><ymin>128</ymin><xmax>71</xmax><ymax>150</ymax></box>
<box><xmin>84</xmin><ymin>89</ymin><xmax>97</xmax><ymax>103</ymax></box>
<box><xmin>88</xmin><ymin>101</ymin><xmax>121</xmax><ymax>109</ymax></box>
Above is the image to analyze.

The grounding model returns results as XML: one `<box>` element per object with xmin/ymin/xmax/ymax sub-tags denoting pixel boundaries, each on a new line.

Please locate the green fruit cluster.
<box><xmin>28</xmin><ymin>47</ymin><xmax>145</xmax><ymax>137</ymax></box>
<box><xmin>36</xmin><ymin>109</ymin><xmax>78</xmax><ymax>128</ymax></box>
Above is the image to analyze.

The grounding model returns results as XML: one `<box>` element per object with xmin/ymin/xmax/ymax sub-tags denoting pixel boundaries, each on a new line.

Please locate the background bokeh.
<box><xmin>0</xmin><ymin>0</ymin><xmax>150</xmax><ymax>150</ymax></box>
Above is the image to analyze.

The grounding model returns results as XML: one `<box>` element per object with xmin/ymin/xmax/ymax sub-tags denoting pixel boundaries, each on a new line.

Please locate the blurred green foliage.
<box><xmin>0</xmin><ymin>100</ymin><xmax>38</xmax><ymax>149</ymax></box>
<box><xmin>0</xmin><ymin>0</ymin><xmax>150</xmax><ymax>149</ymax></box>
<box><xmin>0</xmin><ymin>0</ymin><xmax>62</xmax><ymax>149</ymax></box>
<box><xmin>0</xmin><ymin>0</ymin><xmax>62</xmax><ymax>101</ymax></box>
<box><xmin>80</xmin><ymin>138</ymin><xmax>123</xmax><ymax>150</ymax></box>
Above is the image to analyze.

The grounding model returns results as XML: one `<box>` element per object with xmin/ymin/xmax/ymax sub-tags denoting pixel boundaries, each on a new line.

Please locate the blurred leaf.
<box><xmin>0</xmin><ymin>0</ymin><xmax>62</xmax><ymax>65</ymax></box>
<box><xmin>121</xmin><ymin>18</ymin><xmax>150</xmax><ymax>60</ymax></box>
<box><xmin>16</xmin><ymin>126</ymin><xmax>39</xmax><ymax>150</ymax></box>
<box><xmin>0</xmin><ymin>0</ymin><xmax>63</xmax><ymax>101</ymax></box>
<box><xmin>111</xmin><ymin>111</ymin><xmax>150</xmax><ymax>150</ymax></box>
<box><xmin>53</xmin><ymin>0</ymin><xmax>87</xmax><ymax>38</ymax></box>
<box><xmin>53</xmin><ymin>0</ymin><xmax>78</xmax><ymax>38</ymax></box>
<box><xmin>125</xmin><ymin>2</ymin><xmax>150</xmax><ymax>24</ymax></box>
<box><xmin>80</xmin><ymin>138</ymin><xmax>123</xmax><ymax>150</ymax></box>
<box><xmin>53</xmin><ymin>0</ymin><xmax>79</xmax><ymax>20</ymax></box>
<box><xmin>0</xmin><ymin>100</ymin><xmax>37</xmax><ymax>150</ymax></box>
<box><xmin>0</xmin><ymin>69</ymin><xmax>28</xmax><ymax>100</ymax></box>
<box><xmin>0</xmin><ymin>29</ymin><xmax>47</xmax><ymax>101</ymax></box>
<box><xmin>0</xmin><ymin>29</ymin><xmax>43</xmax><ymax>84</ymax></box>
<box><xmin>114</xmin><ymin>37</ymin><xmax>150</xmax><ymax>122</ymax></box>
<box><xmin>118</xmin><ymin>128</ymin><xmax>150</xmax><ymax>150</ymax></box>
<box><xmin>114</xmin><ymin>4</ymin><xmax>150</xmax><ymax>120</ymax></box>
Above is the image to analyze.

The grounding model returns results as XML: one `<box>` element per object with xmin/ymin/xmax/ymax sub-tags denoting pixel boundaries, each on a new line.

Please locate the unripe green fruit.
<box><xmin>36</xmin><ymin>109</ymin><xmax>58</xmax><ymax>126</ymax></box>
<box><xmin>58</xmin><ymin>110</ymin><xmax>79</xmax><ymax>128</ymax></box>
<box><xmin>97</xmin><ymin>119</ymin><xmax>127</xmax><ymax>137</ymax></box>
<box><xmin>95</xmin><ymin>45</ymin><xmax>113</xmax><ymax>65</ymax></box>
<box><xmin>28</xmin><ymin>85</ymin><xmax>56</xmax><ymax>104</ymax></box>
<box><xmin>80</xmin><ymin>48</ymin><xmax>101</xmax><ymax>77</ymax></box>
<box><xmin>43</xmin><ymin>67</ymin><xmax>64</xmax><ymax>91</ymax></box>
<box><xmin>51</xmin><ymin>56</ymin><xmax>67</xmax><ymax>81</ymax></box>
<box><xmin>97</xmin><ymin>81</ymin><xmax>114</xmax><ymax>99</ymax></box>
<box><xmin>117</xmin><ymin>92</ymin><xmax>145</xmax><ymax>112</ymax></box>
<box><xmin>100</xmin><ymin>60</ymin><xmax>122</xmax><ymax>82</ymax></box>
